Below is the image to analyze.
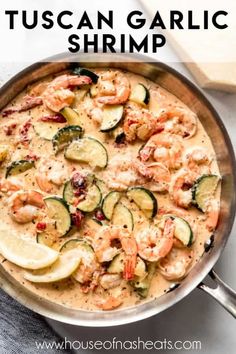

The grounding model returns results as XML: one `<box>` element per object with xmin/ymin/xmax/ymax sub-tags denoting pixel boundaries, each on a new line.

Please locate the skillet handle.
<box><xmin>198</xmin><ymin>269</ymin><xmax>236</xmax><ymax>318</ymax></box>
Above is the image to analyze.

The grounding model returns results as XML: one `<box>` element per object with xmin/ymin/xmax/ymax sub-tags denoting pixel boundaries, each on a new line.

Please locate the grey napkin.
<box><xmin>0</xmin><ymin>289</ymin><xmax>71</xmax><ymax>354</ymax></box>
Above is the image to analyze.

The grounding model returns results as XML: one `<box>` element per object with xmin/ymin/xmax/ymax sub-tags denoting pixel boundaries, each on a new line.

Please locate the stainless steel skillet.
<box><xmin>0</xmin><ymin>53</ymin><xmax>235</xmax><ymax>325</ymax></box>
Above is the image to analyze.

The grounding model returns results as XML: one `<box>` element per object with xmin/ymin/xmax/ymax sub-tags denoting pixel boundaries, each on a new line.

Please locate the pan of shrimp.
<box><xmin>0</xmin><ymin>53</ymin><xmax>235</xmax><ymax>325</ymax></box>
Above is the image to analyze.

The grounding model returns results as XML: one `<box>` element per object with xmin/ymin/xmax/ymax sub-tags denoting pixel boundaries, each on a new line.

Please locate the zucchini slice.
<box><xmin>6</xmin><ymin>160</ymin><xmax>35</xmax><ymax>178</ymax></box>
<box><xmin>63</xmin><ymin>180</ymin><xmax>75</xmax><ymax>205</ymax></box>
<box><xmin>130</xmin><ymin>262</ymin><xmax>156</xmax><ymax>298</ymax></box>
<box><xmin>60</xmin><ymin>238</ymin><xmax>93</xmax><ymax>253</ymax></box>
<box><xmin>129</xmin><ymin>83</ymin><xmax>150</xmax><ymax>105</ymax></box>
<box><xmin>52</xmin><ymin>125</ymin><xmax>83</xmax><ymax>153</ymax></box>
<box><xmin>112</xmin><ymin>203</ymin><xmax>134</xmax><ymax>231</ymax></box>
<box><xmin>65</xmin><ymin>137</ymin><xmax>108</xmax><ymax>168</ymax></box>
<box><xmin>33</xmin><ymin>122</ymin><xmax>63</xmax><ymax>140</ymax></box>
<box><xmin>101</xmin><ymin>191</ymin><xmax>121</xmax><ymax>220</ymax></box>
<box><xmin>100</xmin><ymin>105</ymin><xmax>124</xmax><ymax>132</ymax></box>
<box><xmin>76</xmin><ymin>184</ymin><xmax>102</xmax><ymax>212</ymax></box>
<box><xmin>73</xmin><ymin>67</ymin><xmax>99</xmax><ymax>84</ymax></box>
<box><xmin>174</xmin><ymin>217</ymin><xmax>193</xmax><ymax>246</ymax></box>
<box><xmin>36</xmin><ymin>232</ymin><xmax>58</xmax><ymax>249</ymax></box>
<box><xmin>108</xmin><ymin>252</ymin><xmax>147</xmax><ymax>279</ymax></box>
<box><xmin>60</xmin><ymin>107</ymin><xmax>84</xmax><ymax>126</ymax></box>
<box><xmin>44</xmin><ymin>197</ymin><xmax>71</xmax><ymax>237</ymax></box>
<box><xmin>127</xmin><ymin>187</ymin><xmax>158</xmax><ymax>219</ymax></box>
<box><xmin>160</xmin><ymin>215</ymin><xmax>193</xmax><ymax>247</ymax></box>
<box><xmin>192</xmin><ymin>174</ymin><xmax>220</xmax><ymax>212</ymax></box>
<box><xmin>60</xmin><ymin>238</ymin><xmax>95</xmax><ymax>283</ymax></box>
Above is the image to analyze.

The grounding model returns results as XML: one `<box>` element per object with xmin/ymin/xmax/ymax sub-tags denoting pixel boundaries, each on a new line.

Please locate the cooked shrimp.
<box><xmin>80</xmin><ymin>270</ymin><xmax>103</xmax><ymax>294</ymax></box>
<box><xmin>9</xmin><ymin>190</ymin><xmax>44</xmax><ymax>223</ymax></box>
<box><xmin>135</xmin><ymin>218</ymin><xmax>175</xmax><ymax>262</ymax></box>
<box><xmin>169</xmin><ymin>169</ymin><xmax>197</xmax><ymax>208</ymax></box>
<box><xmin>183</xmin><ymin>147</ymin><xmax>212</xmax><ymax>174</ymax></box>
<box><xmin>36</xmin><ymin>159</ymin><xmax>70</xmax><ymax>193</ymax></box>
<box><xmin>104</xmin><ymin>154</ymin><xmax>139</xmax><ymax>191</ymax></box>
<box><xmin>123</xmin><ymin>104</ymin><xmax>158</xmax><ymax>142</ymax></box>
<box><xmin>99</xmin><ymin>273</ymin><xmax>122</xmax><ymax>290</ymax></box>
<box><xmin>134</xmin><ymin>161</ymin><xmax>171</xmax><ymax>192</ymax></box>
<box><xmin>157</xmin><ymin>107</ymin><xmax>197</xmax><ymax>139</ymax></box>
<box><xmin>96</xmin><ymin>71</ymin><xmax>130</xmax><ymax>105</ymax></box>
<box><xmin>43</xmin><ymin>74</ymin><xmax>92</xmax><ymax>112</ymax></box>
<box><xmin>0</xmin><ymin>178</ymin><xmax>24</xmax><ymax>195</ymax></box>
<box><xmin>96</xmin><ymin>295</ymin><xmax>122</xmax><ymax>310</ymax></box>
<box><xmin>205</xmin><ymin>199</ymin><xmax>220</xmax><ymax>231</ymax></box>
<box><xmin>29</xmin><ymin>82</ymin><xmax>49</xmax><ymax>97</ymax></box>
<box><xmin>93</xmin><ymin>226</ymin><xmax>137</xmax><ymax>280</ymax></box>
<box><xmin>88</xmin><ymin>107</ymin><xmax>103</xmax><ymax>124</ymax></box>
<box><xmin>73</xmin><ymin>248</ymin><xmax>100</xmax><ymax>284</ymax></box>
<box><xmin>158</xmin><ymin>247</ymin><xmax>194</xmax><ymax>280</ymax></box>
<box><xmin>139</xmin><ymin>133</ymin><xmax>183</xmax><ymax>169</ymax></box>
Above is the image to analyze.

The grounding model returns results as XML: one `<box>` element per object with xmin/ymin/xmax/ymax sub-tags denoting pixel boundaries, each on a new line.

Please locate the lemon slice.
<box><xmin>0</xmin><ymin>228</ymin><xmax>58</xmax><ymax>270</ymax></box>
<box><xmin>24</xmin><ymin>249</ymin><xmax>81</xmax><ymax>283</ymax></box>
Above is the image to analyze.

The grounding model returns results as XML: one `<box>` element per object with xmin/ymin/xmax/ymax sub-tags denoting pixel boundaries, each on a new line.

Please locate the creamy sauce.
<box><xmin>0</xmin><ymin>69</ymin><xmax>220</xmax><ymax>311</ymax></box>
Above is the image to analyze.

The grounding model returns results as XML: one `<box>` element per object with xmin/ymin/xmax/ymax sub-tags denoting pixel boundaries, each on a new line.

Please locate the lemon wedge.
<box><xmin>24</xmin><ymin>249</ymin><xmax>81</xmax><ymax>283</ymax></box>
<box><xmin>0</xmin><ymin>228</ymin><xmax>58</xmax><ymax>270</ymax></box>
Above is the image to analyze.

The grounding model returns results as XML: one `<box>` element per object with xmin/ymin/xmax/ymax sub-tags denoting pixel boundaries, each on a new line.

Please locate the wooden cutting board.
<box><xmin>139</xmin><ymin>0</ymin><xmax>236</xmax><ymax>93</ymax></box>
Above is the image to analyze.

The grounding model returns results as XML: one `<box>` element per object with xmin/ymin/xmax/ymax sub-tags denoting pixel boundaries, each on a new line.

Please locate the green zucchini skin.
<box><xmin>63</xmin><ymin>180</ymin><xmax>74</xmax><ymax>205</ymax></box>
<box><xmin>63</xmin><ymin>177</ymin><xmax>102</xmax><ymax>213</ymax></box>
<box><xmin>72</xmin><ymin>67</ymin><xmax>99</xmax><ymax>84</ymax></box>
<box><xmin>52</xmin><ymin>125</ymin><xmax>83</xmax><ymax>153</ymax></box>
<box><xmin>101</xmin><ymin>191</ymin><xmax>121</xmax><ymax>220</ymax></box>
<box><xmin>160</xmin><ymin>215</ymin><xmax>193</xmax><ymax>247</ymax></box>
<box><xmin>6</xmin><ymin>160</ymin><xmax>35</xmax><ymax>178</ymax></box>
<box><xmin>44</xmin><ymin>196</ymin><xmax>72</xmax><ymax>237</ymax></box>
<box><xmin>76</xmin><ymin>184</ymin><xmax>102</xmax><ymax>213</ymax></box>
<box><xmin>65</xmin><ymin>137</ymin><xmax>108</xmax><ymax>168</ymax></box>
<box><xmin>130</xmin><ymin>262</ymin><xmax>156</xmax><ymax>298</ymax></box>
<box><xmin>100</xmin><ymin>105</ymin><xmax>124</xmax><ymax>132</ymax></box>
<box><xmin>192</xmin><ymin>174</ymin><xmax>220</xmax><ymax>212</ymax></box>
<box><xmin>60</xmin><ymin>107</ymin><xmax>83</xmax><ymax>126</ymax></box>
<box><xmin>36</xmin><ymin>232</ymin><xmax>57</xmax><ymax>248</ymax></box>
<box><xmin>129</xmin><ymin>83</ymin><xmax>150</xmax><ymax>105</ymax></box>
<box><xmin>112</xmin><ymin>203</ymin><xmax>134</xmax><ymax>232</ymax></box>
<box><xmin>60</xmin><ymin>238</ymin><xmax>93</xmax><ymax>253</ymax></box>
<box><xmin>127</xmin><ymin>187</ymin><xmax>158</xmax><ymax>218</ymax></box>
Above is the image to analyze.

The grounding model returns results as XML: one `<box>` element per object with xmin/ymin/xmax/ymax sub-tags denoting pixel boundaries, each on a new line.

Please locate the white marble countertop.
<box><xmin>0</xmin><ymin>1</ymin><xmax>235</xmax><ymax>353</ymax></box>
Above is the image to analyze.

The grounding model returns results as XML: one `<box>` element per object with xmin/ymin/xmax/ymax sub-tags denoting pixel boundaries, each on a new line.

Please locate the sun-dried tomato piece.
<box><xmin>71</xmin><ymin>210</ymin><xmax>84</xmax><ymax>228</ymax></box>
<box><xmin>39</xmin><ymin>114</ymin><xmax>66</xmax><ymax>123</ymax></box>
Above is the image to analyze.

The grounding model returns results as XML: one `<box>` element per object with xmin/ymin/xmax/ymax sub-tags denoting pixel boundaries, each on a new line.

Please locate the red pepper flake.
<box><xmin>36</xmin><ymin>222</ymin><xmax>46</xmax><ymax>231</ymax></box>
<box><xmin>71</xmin><ymin>210</ymin><xmax>84</xmax><ymax>229</ymax></box>
<box><xmin>39</xmin><ymin>113</ymin><xmax>66</xmax><ymax>123</ymax></box>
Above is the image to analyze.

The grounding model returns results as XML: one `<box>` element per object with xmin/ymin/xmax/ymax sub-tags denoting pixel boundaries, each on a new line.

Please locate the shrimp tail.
<box><xmin>123</xmin><ymin>256</ymin><xmax>136</xmax><ymax>280</ymax></box>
